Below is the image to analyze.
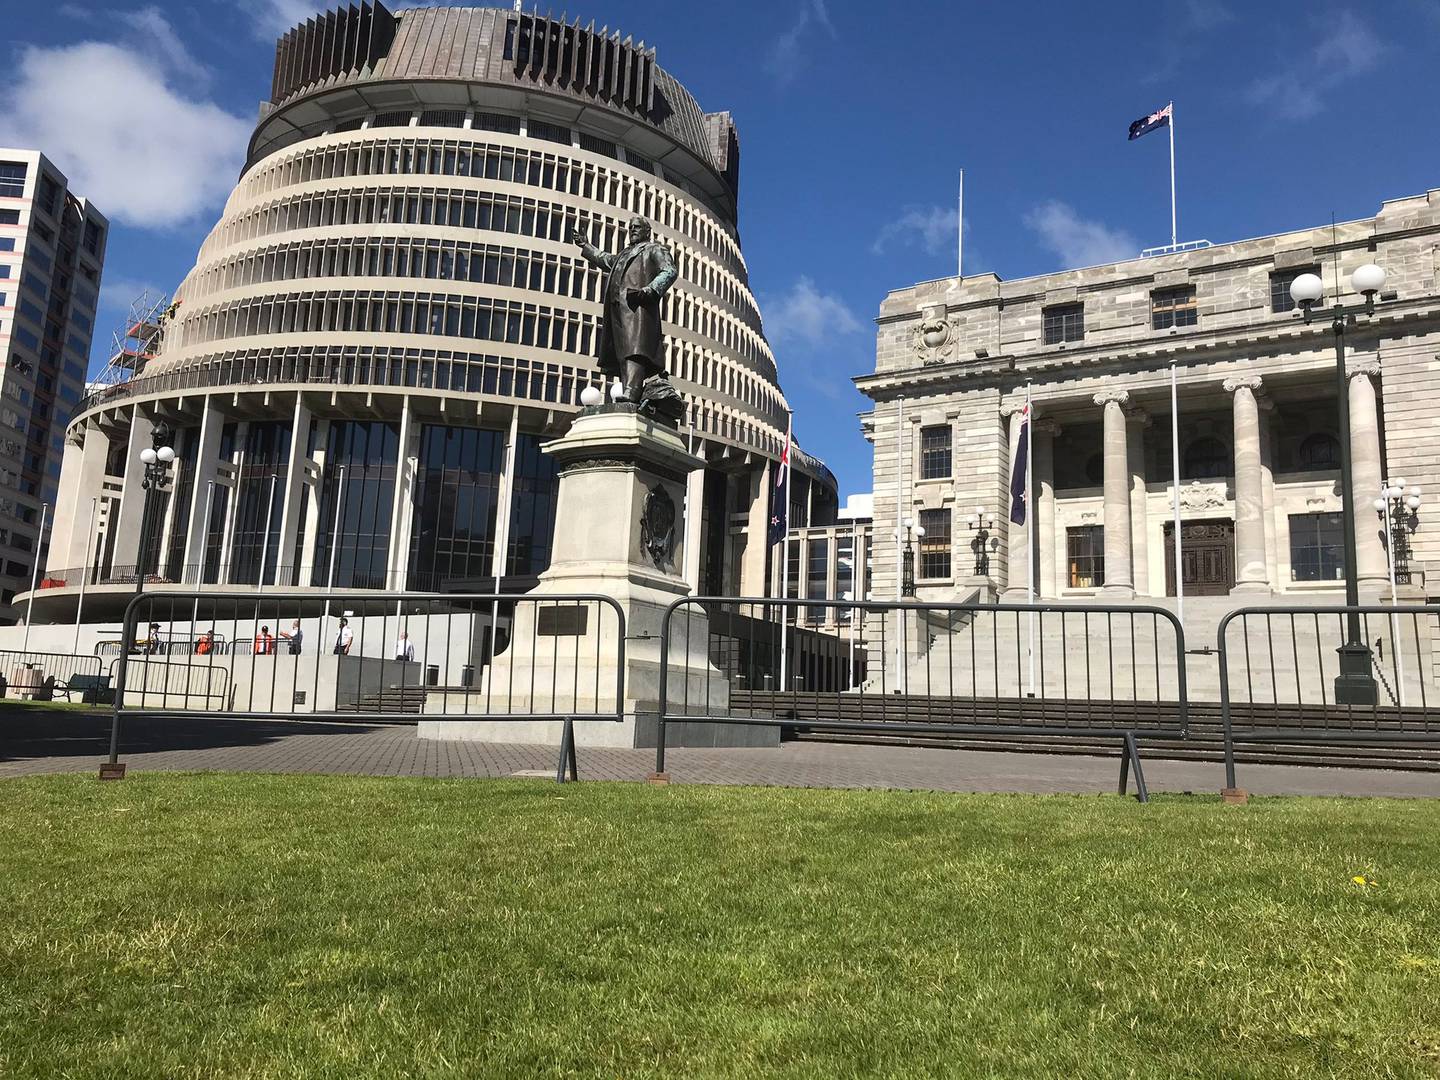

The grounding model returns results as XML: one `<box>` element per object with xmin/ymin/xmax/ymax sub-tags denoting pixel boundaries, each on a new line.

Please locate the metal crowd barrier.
<box><xmin>656</xmin><ymin>597</ymin><xmax>1190</xmax><ymax>802</ymax></box>
<box><xmin>104</xmin><ymin>590</ymin><xmax>626</xmax><ymax>783</ymax></box>
<box><xmin>1218</xmin><ymin>604</ymin><xmax>1440</xmax><ymax>792</ymax></box>
<box><xmin>0</xmin><ymin>648</ymin><xmax>105</xmax><ymax>700</ymax></box>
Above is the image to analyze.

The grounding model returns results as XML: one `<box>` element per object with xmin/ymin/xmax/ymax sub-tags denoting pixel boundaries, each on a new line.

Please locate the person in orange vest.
<box><xmin>254</xmin><ymin>626</ymin><xmax>275</xmax><ymax>655</ymax></box>
<box><xmin>195</xmin><ymin>630</ymin><xmax>215</xmax><ymax>655</ymax></box>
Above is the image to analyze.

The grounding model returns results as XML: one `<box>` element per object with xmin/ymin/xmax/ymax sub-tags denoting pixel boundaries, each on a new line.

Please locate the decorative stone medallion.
<box><xmin>640</xmin><ymin>483</ymin><xmax>677</xmax><ymax>567</ymax></box>
<box><xmin>1180</xmin><ymin>480</ymin><xmax>1228</xmax><ymax>510</ymax></box>
<box><xmin>911</xmin><ymin>303</ymin><xmax>959</xmax><ymax>365</ymax></box>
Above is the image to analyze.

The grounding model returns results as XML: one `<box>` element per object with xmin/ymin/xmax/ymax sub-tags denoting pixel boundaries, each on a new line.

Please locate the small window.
<box><xmin>1289</xmin><ymin>512</ymin><xmax>1343</xmax><ymax>581</ymax></box>
<box><xmin>1297</xmin><ymin>432</ymin><xmax>1340</xmax><ymax>469</ymax></box>
<box><xmin>370</xmin><ymin>110</ymin><xmax>413</xmax><ymax>128</ymax></box>
<box><xmin>1184</xmin><ymin>436</ymin><xmax>1229</xmax><ymax>480</ymax></box>
<box><xmin>1271</xmin><ymin>265</ymin><xmax>1321</xmax><ymax>313</ymax></box>
<box><xmin>419</xmin><ymin>109</ymin><xmax>466</xmax><ymax>128</ymax></box>
<box><xmin>0</xmin><ymin>162</ymin><xmax>26</xmax><ymax>199</ymax></box>
<box><xmin>919</xmin><ymin>425</ymin><xmax>951</xmax><ymax>480</ymax></box>
<box><xmin>37</xmin><ymin>174</ymin><xmax>60</xmax><ymax>217</ymax></box>
<box><xmin>472</xmin><ymin>112</ymin><xmax>521</xmax><ymax>135</ymax></box>
<box><xmin>527</xmin><ymin>119</ymin><xmax>572</xmax><ymax>146</ymax></box>
<box><xmin>0</xmin><ymin>210</ymin><xmax>18</xmax><ymax>225</ymax></box>
<box><xmin>1042</xmin><ymin>302</ymin><xmax>1084</xmax><ymax>345</ymax></box>
<box><xmin>918</xmin><ymin>508</ymin><xmax>951</xmax><ymax>579</ymax></box>
<box><xmin>1067</xmin><ymin>525</ymin><xmax>1105</xmax><ymax>588</ymax></box>
<box><xmin>1151</xmin><ymin>285</ymin><xmax>1197</xmax><ymax>330</ymax></box>
<box><xmin>83</xmin><ymin>220</ymin><xmax>103</xmax><ymax>255</ymax></box>
<box><xmin>577</xmin><ymin>133</ymin><xmax>619</xmax><ymax>159</ymax></box>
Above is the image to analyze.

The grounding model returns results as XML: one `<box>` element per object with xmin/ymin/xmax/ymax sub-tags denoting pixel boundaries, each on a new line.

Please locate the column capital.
<box><xmin>1347</xmin><ymin>358</ymin><xmax>1381</xmax><ymax>380</ymax></box>
<box><xmin>1093</xmin><ymin>389</ymin><xmax>1129</xmax><ymax>407</ymax></box>
<box><xmin>1000</xmin><ymin>399</ymin><xmax>1031</xmax><ymax>418</ymax></box>
<box><xmin>1223</xmin><ymin>375</ymin><xmax>1263</xmax><ymax>394</ymax></box>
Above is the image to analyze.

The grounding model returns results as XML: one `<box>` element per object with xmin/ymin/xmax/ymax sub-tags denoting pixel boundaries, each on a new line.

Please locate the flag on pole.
<box><xmin>767</xmin><ymin>425</ymin><xmax>792</xmax><ymax>547</ymax></box>
<box><xmin>1009</xmin><ymin>401</ymin><xmax>1030</xmax><ymax>525</ymax></box>
<box><xmin>1128</xmin><ymin>103</ymin><xmax>1172</xmax><ymax>141</ymax></box>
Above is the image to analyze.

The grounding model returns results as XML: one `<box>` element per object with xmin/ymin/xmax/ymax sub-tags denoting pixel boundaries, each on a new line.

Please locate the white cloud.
<box><xmin>0</xmin><ymin>28</ymin><xmax>249</xmax><ymax>229</ymax></box>
<box><xmin>766</xmin><ymin>0</ymin><xmax>837</xmax><ymax>84</ymax></box>
<box><xmin>1023</xmin><ymin>201</ymin><xmax>1137</xmax><ymax>269</ymax></box>
<box><xmin>763</xmin><ymin>277</ymin><xmax>863</xmax><ymax>347</ymax></box>
<box><xmin>120</xmin><ymin>6</ymin><xmax>211</xmax><ymax>88</ymax></box>
<box><xmin>872</xmin><ymin>205</ymin><xmax>961</xmax><ymax>257</ymax></box>
<box><xmin>1247</xmin><ymin>10</ymin><xmax>1384</xmax><ymax>120</ymax></box>
<box><xmin>1181</xmin><ymin>0</ymin><xmax>1234</xmax><ymax>29</ymax></box>
<box><xmin>98</xmin><ymin>276</ymin><xmax>167</xmax><ymax>314</ymax></box>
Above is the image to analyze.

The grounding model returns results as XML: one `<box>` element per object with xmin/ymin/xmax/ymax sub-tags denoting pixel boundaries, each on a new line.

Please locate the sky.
<box><xmin>3</xmin><ymin>0</ymin><xmax>1439</xmax><ymax>500</ymax></box>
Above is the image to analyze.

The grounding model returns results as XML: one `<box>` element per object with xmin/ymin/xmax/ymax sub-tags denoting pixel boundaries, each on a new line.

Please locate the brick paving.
<box><xmin>1</xmin><ymin>710</ymin><xmax>1437</xmax><ymax>797</ymax></box>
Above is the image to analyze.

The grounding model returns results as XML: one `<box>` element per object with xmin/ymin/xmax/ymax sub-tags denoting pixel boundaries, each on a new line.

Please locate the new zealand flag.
<box><xmin>1009</xmin><ymin>402</ymin><xmax>1030</xmax><ymax>525</ymax></box>
<box><xmin>1128</xmin><ymin>103</ymin><xmax>1172</xmax><ymax>141</ymax></box>
<box><xmin>767</xmin><ymin>430</ymin><xmax>791</xmax><ymax>547</ymax></box>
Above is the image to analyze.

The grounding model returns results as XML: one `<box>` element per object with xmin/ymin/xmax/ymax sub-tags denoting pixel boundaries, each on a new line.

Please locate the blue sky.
<box><xmin>4</xmin><ymin>0</ymin><xmax>1439</xmax><ymax>499</ymax></box>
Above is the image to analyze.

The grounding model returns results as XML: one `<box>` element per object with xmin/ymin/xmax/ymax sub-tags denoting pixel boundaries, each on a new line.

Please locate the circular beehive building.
<box><xmin>35</xmin><ymin>3</ymin><xmax>836</xmax><ymax>620</ymax></box>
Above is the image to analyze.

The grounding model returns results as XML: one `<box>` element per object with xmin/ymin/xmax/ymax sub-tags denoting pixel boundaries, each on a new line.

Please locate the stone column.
<box><xmin>109</xmin><ymin>406</ymin><xmax>156</xmax><ymax>573</ymax></box>
<box><xmin>681</xmin><ymin>466</ymin><xmax>706</xmax><ymax>593</ymax></box>
<box><xmin>1034</xmin><ymin>419</ymin><xmax>1061</xmax><ymax>599</ymax></box>
<box><xmin>1259</xmin><ymin>402</ymin><xmax>1279</xmax><ymax>586</ymax></box>
<box><xmin>181</xmin><ymin>397</ymin><xmax>224</xmax><ymax>583</ymax></box>
<box><xmin>1002</xmin><ymin>402</ymin><xmax>1029</xmax><ymax>599</ymax></box>
<box><xmin>1348</xmin><ymin>359</ymin><xmax>1389</xmax><ymax>591</ymax></box>
<box><xmin>276</xmin><ymin>396</ymin><xmax>313</xmax><ymax>586</ymax></box>
<box><xmin>384</xmin><ymin>395</ymin><xmax>415</xmax><ymax>589</ymax></box>
<box><xmin>1126</xmin><ymin>406</ymin><xmax>1151</xmax><ymax>595</ymax></box>
<box><xmin>1093</xmin><ymin>390</ymin><xmax>1134</xmax><ymax>597</ymax></box>
<box><xmin>53</xmin><ymin>423</ymin><xmax>110</xmax><ymax>573</ymax></box>
<box><xmin>740</xmin><ymin>461</ymin><xmax>771</xmax><ymax>597</ymax></box>
<box><xmin>1226</xmin><ymin>376</ymin><xmax>1270</xmax><ymax>593</ymax></box>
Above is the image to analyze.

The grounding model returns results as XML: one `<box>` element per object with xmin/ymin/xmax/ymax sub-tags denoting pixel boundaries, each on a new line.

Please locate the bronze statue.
<box><xmin>569</xmin><ymin>215</ymin><xmax>685</xmax><ymax>425</ymax></box>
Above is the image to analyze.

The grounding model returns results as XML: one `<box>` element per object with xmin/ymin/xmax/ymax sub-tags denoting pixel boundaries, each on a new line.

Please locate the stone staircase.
<box><xmin>336</xmin><ymin>687</ymin><xmax>428</xmax><ymax>717</ymax></box>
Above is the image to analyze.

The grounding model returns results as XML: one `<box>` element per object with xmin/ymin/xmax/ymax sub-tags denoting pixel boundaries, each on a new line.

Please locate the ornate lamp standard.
<box><xmin>1373</xmin><ymin>478</ymin><xmax>1422</xmax><ymax>706</ymax></box>
<box><xmin>1289</xmin><ymin>263</ymin><xmax>1389</xmax><ymax>705</ymax></box>
<box><xmin>133</xmin><ymin>422</ymin><xmax>176</xmax><ymax>599</ymax></box>
<box><xmin>893</xmin><ymin>518</ymin><xmax>925</xmax><ymax>597</ymax></box>
<box><xmin>966</xmin><ymin>506</ymin><xmax>997</xmax><ymax>577</ymax></box>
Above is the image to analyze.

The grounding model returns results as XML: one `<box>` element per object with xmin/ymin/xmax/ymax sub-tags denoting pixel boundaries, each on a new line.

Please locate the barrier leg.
<box><xmin>1118</xmin><ymin>737</ymin><xmax>1130</xmax><ymax>796</ymax></box>
<box><xmin>1123</xmin><ymin>733</ymin><xmax>1149</xmax><ymax>804</ymax></box>
<box><xmin>555</xmin><ymin>718</ymin><xmax>578</xmax><ymax>783</ymax></box>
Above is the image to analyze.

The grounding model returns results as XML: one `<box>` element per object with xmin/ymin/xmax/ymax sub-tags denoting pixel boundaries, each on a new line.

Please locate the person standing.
<box><xmin>333</xmin><ymin>617</ymin><xmax>353</xmax><ymax>655</ymax></box>
<box><xmin>395</xmin><ymin>629</ymin><xmax>415</xmax><ymax>663</ymax></box>
<box><xmin>279</xmin><ymin>619</ymin><xmax>303</xmax><ymax>655</ymax></box>
<box><xmin>254</xmin><ymin>626</ymin><xmax>275</xmax><ymax>655</ymax></box>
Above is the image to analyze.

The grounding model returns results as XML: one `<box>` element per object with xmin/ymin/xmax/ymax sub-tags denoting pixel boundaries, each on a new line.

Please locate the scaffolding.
<box><xmin>95</xmin><ymin>289</ymin><xmax>177</xmax><ymax>387</ymax></box>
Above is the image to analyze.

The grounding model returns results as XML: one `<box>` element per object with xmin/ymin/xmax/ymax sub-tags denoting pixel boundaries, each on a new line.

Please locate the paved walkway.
<box><xmin>1</xmin><ymin>711</ymin><xmax>1436</xmax><ymax>797</ymax></box>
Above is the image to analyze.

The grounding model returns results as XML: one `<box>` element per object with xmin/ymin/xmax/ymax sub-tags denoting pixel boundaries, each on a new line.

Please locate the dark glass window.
<box><xmin>506</xmin><ymin>432</ymin><xmax>559</xmax><ymax>577</ymax></box>
<box><xmin>83</xmin><ymin>220</ymin><xmax>103</xmax><ymax>255</ymax></box>
<box><xmin>1184</xmin><ymin>436</ymin><xmax>1229</xmax><ymax>480</ymax></box>
<box><xmin>0</xmin><ymin>210</ymin><xmax>18</xmax><ymax>225</ymax></box>
<box><xmin>806</xmin><ymin>538</ymin><xmax>829</xmax><ymax>624</ymax></box>
<box><xmin>371</xmin><ymin>110</ymin><xmax>413</xmax><ymax>128</ymax></box>
<box><xmin>419</xmin><ymin>110</ymin><xmax>466</xmax><ymax>128</ymax></box>
<box><xmin>1270</xmin><ymin>265</ymin><xmax>1321</xmax><ymax>313</ymax></box>
<box><xmin>788</xmin><ymin>472</ymin><xmax>811</xmax><ymax>531</ymax></box>
<box><xmin>408</xmin><ymin>425</ymin><xmax>505</xmax><ymax>590</ymax></box>
<box><xmin>578</xmin><ymin>133</ymin><xmax>618</xmax><ymax>159</ymax></box>
<box><xmin>163</xmin><ymin>430</ymin><xmax>198</xmax><ymax>582</ymax></box>
<box><xmin>836</xmin><ymin>533</ymin><xmax>856</xmax><ymax>620</ymax></box>
<box><xmin>918</xmin><ymin>508</ymin><xmax>951</xmax><ymax>579</ymax></box>
<box><xmin>1067</xmin><ymin>526</ymin><xmax>1105</xmax><ymax>588</ymax></box>
<box><xmin>1289</xmin><ymin>512</ymin><xmax>1343</xmax><ymax>581</ymax></box>
<box><xmin>1151</xmin><ymin>285</ymin><xmax>1197</xmax><ymax>329</ymax></box>
<box><xmin>1297</xmin><ymin>432</ymin><xmax>1340</xmax><ymax>469</ymax></box>
<box><xmin>472</xmin><ymin>112</ymin><xmax>521</xmax><ymax>135</ymax></box>
<box><xmin>228</xmin><ymin>421</ymin><xmax>292</xmax><ymax>586</ymax></box>
<box><xmin>312</xmin><ymin>421</ymin><xmax>399</xmax><ymax>589</ymax></box>
<box><xmin>785</xmin><ymin>539</ymin><xmax>800</xmax><ymax>614</ymax></box>
<box><xmin>0</xmin><ymin>162</ymin><xmax>26</xmax><ymax>198</ymax></box>
<box><xmin>919</xmin><ymin>425</ymin><xmax>951</xmax><ymax>480</ymax></box>
<box><xmin>527</xmin><ymin>119</ymin><xmax>572</xmax><ymax>146</ymax></box>
<box><xmin>1042</xmin><ymin>302</ymin><xmax>1084</xmax><ymax>345</ymax></box>
<box><xmin>37</xmin><ymin>174</ymin><xmax>60</xmax><ymax>217</ymax></box>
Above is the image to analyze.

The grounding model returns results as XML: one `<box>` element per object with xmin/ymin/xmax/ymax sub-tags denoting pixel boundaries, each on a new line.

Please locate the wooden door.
<box><xmin>1164</xmin><ymin>520</ymin><xmax>1235</xmax><ymax>596</ymax></box>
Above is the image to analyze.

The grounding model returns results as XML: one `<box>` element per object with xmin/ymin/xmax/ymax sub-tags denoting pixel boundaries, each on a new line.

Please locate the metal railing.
<box><xmin>0</xmin><ymin>649</ymin><xmax>105</xmax><ymax>699</ymax></box>
<box><xmin>107</xmin><ymin>589</ymin><xmax>626</xmax><ymax>782</ymax></box>
<box><xmin>1218</xmin><ymin>604</ymin><xmax>1440</xmax><ymax>790</ymax></box>
<box><xmin>656</xmin><ymin>597</ymin><xmax>1190</xmax><ymax>801</ymax></box>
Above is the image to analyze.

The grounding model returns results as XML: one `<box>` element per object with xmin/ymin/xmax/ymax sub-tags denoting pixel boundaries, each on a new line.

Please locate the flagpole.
<box><xmin>1171</xmin><ymin>359</ymin><xmax>1184</xmax><ymax>628</ymax></box>
<box><xmin>778</xmin><ymin>410</ymin><xmax>792</xmax><ymax>693</ymax></box>
<box><xmin>957</xmin><ymin>169</ymin><xmax>964</xmax><ymax>279</ymax></box>
<box><xmin>1025</xmin><ymin>383</ymin><xmax>1035</xmax><ymax>698</ymax></box>
<box><xmin>1168</xmin><ymin>101</ymin><xmax>1177</xmax><ymax>250</ymax></box>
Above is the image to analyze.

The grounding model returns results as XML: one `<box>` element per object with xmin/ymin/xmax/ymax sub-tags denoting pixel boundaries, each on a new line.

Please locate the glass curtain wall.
<box><xmin>228</xmin><ymin>422</ymin><xmax>292</xmax><ymax>585</ymax></box>
<box><xmin>505</xmin><ymin>432</ymin><xmax>559</xmax><ymax>577</ymax></box>
<box><xmin>311</xmin><ymin>421</ymin><xmax>399</xmax><ymax>589</ymax></box>
<box><xmin>407</xmin><ymin>424</ymin><xmax>505</xmax><ymax>590</ymax></box>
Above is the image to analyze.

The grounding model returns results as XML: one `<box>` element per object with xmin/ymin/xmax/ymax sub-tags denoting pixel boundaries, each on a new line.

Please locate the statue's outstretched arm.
<box><xmin>568</xmin><ymin>223</ymin><xmax>614</xmax><ymax>271</ymax></box>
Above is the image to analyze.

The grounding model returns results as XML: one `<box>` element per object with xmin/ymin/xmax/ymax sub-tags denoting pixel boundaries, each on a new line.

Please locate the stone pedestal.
<box><xmin>418</xmin><ymin>405</ymin><xmax>765</xmax><ymax>749</ymax></box>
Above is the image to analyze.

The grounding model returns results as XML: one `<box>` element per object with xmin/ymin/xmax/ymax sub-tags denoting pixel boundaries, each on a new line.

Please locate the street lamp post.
<box><xmin>1374</xmin><ymin>478</ymin><xmax>1422</xmax><ymax>706</ymax></box>
<box><xmin>894</xmin><ymin>518</ymin><xmax>924</xmax><ymax>597</ymax></box>
<box><xmin>1290</xmin><ymin>263</ymin><xmax>1389</xmax><ymax>705</ymax></box>
<box><xmin>133</xmin><ymin>422</ymin><xmax>177</xmax><ymax>602</ymax></box>
<box><xmin>966</xmin><ymin>506</ymin><xmax>997</xmax><ymax>577</ymax></box>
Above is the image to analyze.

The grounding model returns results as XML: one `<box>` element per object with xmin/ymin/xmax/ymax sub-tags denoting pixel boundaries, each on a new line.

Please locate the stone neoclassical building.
<box><xmin>859</xmin><ymin>189</ymin><xmax>1440</xmax><ymax>616</ymax></box>
<box><xmin>26</xmin><ymin>3</ymin><xmax>836</xmax><ymax>624</ymax></box>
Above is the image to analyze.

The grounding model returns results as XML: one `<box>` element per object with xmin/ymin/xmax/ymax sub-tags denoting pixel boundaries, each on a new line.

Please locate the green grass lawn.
<box><xmin>1</xmin><ymin>776</ymin><xmax>1437</xmax><ymax>1079</ymax></box>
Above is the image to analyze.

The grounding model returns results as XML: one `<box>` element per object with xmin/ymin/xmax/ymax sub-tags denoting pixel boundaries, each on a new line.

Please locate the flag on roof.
<box><xmin>1128</xmin><ymin>103</ymin><xmax>1172</xmax><ymax>141</ymax></box>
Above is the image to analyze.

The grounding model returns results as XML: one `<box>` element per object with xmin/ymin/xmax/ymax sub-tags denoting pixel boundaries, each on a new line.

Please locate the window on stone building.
<box><xmin>1066</xmin><ymin>526</ymin><xmax>1105</xmax><ymax>588</ymax></box>
<box><xmin>806</xmin><ymin>538</ymin><xmax>829</xmax><ymax>624</ymax></box>
<box><xmin>1151</xmin><ymin>285</ymin><xmax>1197</xmax><ymax>330</ymax></box>
<box><xmin>919</xmin><ymin>425</ymin><xmax>951</xmax><ymax>480</ymax></box>
<box><xmin>0</xmin><ymin>162</ymin><xmax>26</xmax><ymax>199</ymax></box>
<box><xmin>1184</xmin><ymin>436</ymin><xmax>1229</xmax><ymax>479</ymax></box>
<box><xmin>918</xmin><ymin>508</ymin><xmax>951</xmax><ymax>579</ymax></box>
<box><xmin>1270</xmin><ymin>266</ymin><xmax>1321</xmax><ymax>313</ymax></box>
<box><xmin>1296</xmin><ymin>432</ymin><xmax>1340</xmax><ymax>469</ymax></box>
<box><xmin>1289</xmin><ymin>512</ymin><xmax>1344</xmax><ymax>581</ymax></box>
<box><xmin>1042</xmin><ymin>303</ymin><xmax>1084</xmax><ymax>345</ymax></box>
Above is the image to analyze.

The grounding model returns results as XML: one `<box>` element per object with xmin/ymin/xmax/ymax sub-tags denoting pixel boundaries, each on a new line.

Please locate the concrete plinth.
<box><xmin>419</xmin><ymin>405</ymin><xmax>770</xmax><ymax>749</ymax></box>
